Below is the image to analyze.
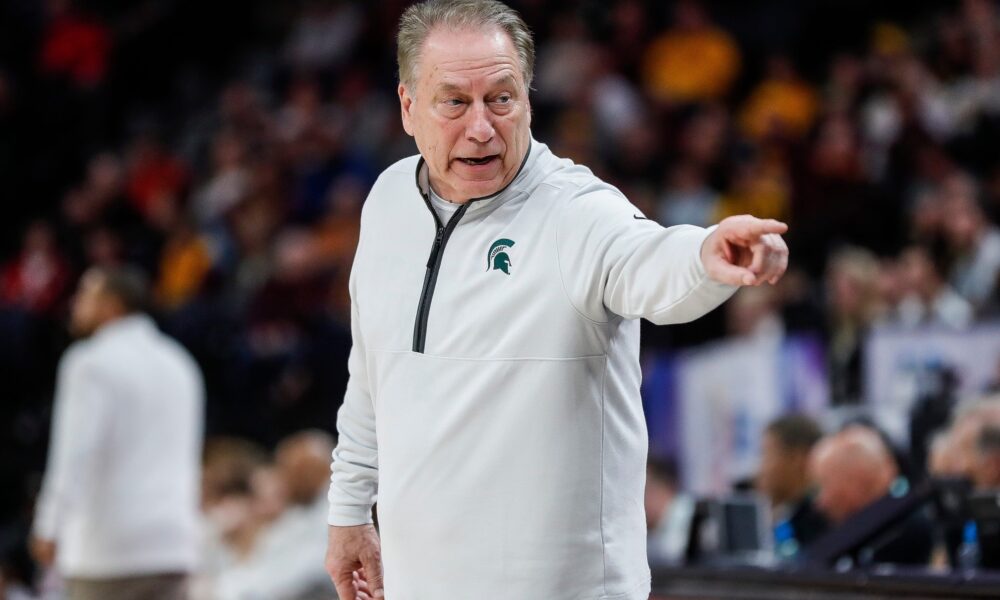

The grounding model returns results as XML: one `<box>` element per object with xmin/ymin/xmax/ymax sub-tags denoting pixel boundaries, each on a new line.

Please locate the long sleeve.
<box><xmin>33</xmin><ymin>347</ymin><xmax>112</xmax><ymax>540</ymax></box>
<box><xmin>555</xmin><ymin>188</ymin><xmax>738</xmax><ymax>325</ymax></box>
<box><xmin>327</xmin><ymin>233</ymin><xmax>378</xmax><ymax>526</ymax></box>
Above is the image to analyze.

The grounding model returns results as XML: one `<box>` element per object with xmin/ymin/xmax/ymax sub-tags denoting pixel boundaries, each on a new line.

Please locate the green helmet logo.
<box><xmin>487</xmin><ymin>238</ymin><xmax>515</xmax><ymax>275</ymax></box>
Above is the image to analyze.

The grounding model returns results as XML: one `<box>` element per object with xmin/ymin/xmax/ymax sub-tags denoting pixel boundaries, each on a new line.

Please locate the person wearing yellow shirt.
<box><xmin>642</xmin><ymin>0</ymin><xmax>741</xmax><ymax>104</ymax></box>
<box><xmin>739</xmin><ymin>55</ymin><xmax>819</xmax><ymax>141</ymax></box>
<box><xmin>155</xmin><ymin>220</ymin><xmax>213</xmax><ymax>310</ymax></box>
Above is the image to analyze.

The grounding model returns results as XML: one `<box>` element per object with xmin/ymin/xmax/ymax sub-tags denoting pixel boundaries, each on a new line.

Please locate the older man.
<box><xmin>810</xmin><ymin>427</ymin><xmax>933</xmax><ymax>566</ymax></box>
<box><xmin>324</xmin><ymin>1</ymin><xmax>788</xmax><ymax>598</ymax></box>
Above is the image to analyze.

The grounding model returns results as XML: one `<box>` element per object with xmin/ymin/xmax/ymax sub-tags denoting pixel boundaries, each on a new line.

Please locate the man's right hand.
<box><xmin>28</xmin><ymin>535</ymin><xmax>56</xmax><ymax>568</ymax></box>
<box><xmin>326</xmin><ymin>523</ymin><xmax>384</xmax><ymax>600</ymax></box>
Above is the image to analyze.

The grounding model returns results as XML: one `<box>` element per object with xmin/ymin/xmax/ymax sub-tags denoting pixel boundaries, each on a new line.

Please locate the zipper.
<box><xmin>412</xmin><ymin>199</ymin><xmax>470</xmax><ymax>353</ymax></box>
<box><xmin>409</xmin><ymin>147</ymin><xmax>532</xmax><ymax>353</ymax></box>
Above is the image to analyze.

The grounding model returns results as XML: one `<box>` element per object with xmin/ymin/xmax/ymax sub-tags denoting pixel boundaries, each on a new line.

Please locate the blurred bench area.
<box><xmin>651</xmin><ymin>566</ymin><xmax>1000</xmax><ymax>599</ymax></box>
<box><xmin>2</xmin><ymin>0</ymin><xmax>1000</xmax><ymax>597</ymax></box>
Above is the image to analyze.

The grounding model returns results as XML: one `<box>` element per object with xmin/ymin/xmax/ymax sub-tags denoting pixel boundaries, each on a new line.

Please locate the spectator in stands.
<box><xmin>155</xmin><ymin>217</ymin><xmax>213</xmax><ymax>310</ymax></box>
<box><xmin>826</xmin><ymin>247</ymin><xmax>885</xmax><ymax>405</ymax></box>
<box><xmin>972</xmin><ymin>425</ymin><xmax>1000</xmax><ymax>490</ymax></box>
<box><xmin>716</xmin><ymin>155</ymin><xmax>791</xmax><ymax>223</ymax></box>
<box><xmin>641</xmin><ymin>0</ymin><xmax>741</xmax><ymax>104</ymax></box>
<box><xmin>30</xmin><ymin>265</ymin><xmax>205</xmax><ymax>600</ymax></box>
<box><xmin>645</xmin><ymin>457</ymin><xmax>694</xmax><ymax>566</ymax></box>
<box><xmin>82</xmin><ymin>226</ymin><xmax>125</xmax><ymax>268</ymax></box>
<box><xmin>810</xmin><ymin>426</ymin><xmax>934</xmax><ymax>565</ymax></box>
<box><xmin>210</xmin><ymin>430</ymin><xmax>335</xmax><ymax>600</ymax></box>
<box><xmin>739</xmin><ymin>55</ymin><xmax>819</xmax><ymax>142</ymax></box>
<box><xmin>656</xmin><ymin>160</ymin><xmax>720</xmax><ymax>228</ymax></box>
<box><xmin>793</xmin><ymin>113</ymin><xmax>883</xmax><ymax>274</ymax></box>
<box><xmin>725</xmin><ymin>285</ymin><xmax>782</xmax><ymax>339</ymax></box>
<box><xmin>201</xmin><ymin>437</ymin><xmax>270</xmax><ymax>512</ymax></box>
<box><xmin>756</xmin><ymin>415</ymin><xmax>829</xmax><ymax>551</ymax></box>
<box><xmin>928</xmin><ymin>429</ymin><xmax>964</xmax><ymax>477</ymax></box>
<box><xmin>123</xmin><ymin>134</ymin><xmax>189</xmax><ymax>224</ymax></box>
<box><xmin>191</xmin><ymin>130</ymin><xmax>250</xmax><ymax>226</ymax></box>
<box><xmin>944</xmin><ymin>399</ymin><xmax>1000</xmax><ymax>480</ymax></box>
<box><xmin>64</xmin><ymin>152</ymin><xmax>129</xmax><ymax>232</ymax></box>
<box><xmin>894</xmin><ymin>243</ymin><xmax>974</xmax><ymax>329</ymax></box>
<box><xmin>533</xmin><ymin>11</ymin><xmax>599</xmax><ymax>108</ymax></box>
<box><xmin>38</xmin><ymin>0</ymin><xmax>111</xmax><ymax>89</ymax></box>
<box><xmin>939</xmin><ymin>173</ymin><xmax>1000</xmax><ymax>312</ymax></box>
<box><xmin>283</xmin><ymin>0</ymin><xmax>364</xmax><ymax>72</ymax></box>
<box><xmin>198</xmin><ymin>437</ymin><xmax>272</xmax><ymax>567</ymax></box>
<box><xmin>0</xmin><ymin>221</ymin><xmax>70</xmax><ymax>316</ymax></box>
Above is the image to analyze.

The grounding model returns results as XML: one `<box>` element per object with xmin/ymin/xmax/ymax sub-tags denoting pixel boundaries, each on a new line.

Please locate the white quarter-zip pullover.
<box><xmin>327</xmin><ymin>140</ymin><xmax>737</xmax><ymax>599</ymax></box>
<box><xmin>34</xmin><ymin>314</ymin><xmax>204</xmax><ymax>578</ymax></box>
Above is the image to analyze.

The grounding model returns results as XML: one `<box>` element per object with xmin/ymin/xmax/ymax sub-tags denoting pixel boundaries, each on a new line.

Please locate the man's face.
<box><xmin>811</xmin><ymin>453</ymin><xmax>877</xmax><ymax>524</ymax></box>
<box><xmin>757</xmin><ymin>433</ymin><xmax>802</xmax><ymax>506</ymax></box>
<box><xmin>399</xmin><ymin>26</ymin><xmax>531</xmax><ymax>202</ymax></box>
<box><xmin>813</xmin><ymin>468</ymin><xmax>862</xmax><ymax>523</ymax></box>
<box><xmin>69</xmin><ymin>270</ymin><xmax>109</xmax><ymax>337</ymax></box>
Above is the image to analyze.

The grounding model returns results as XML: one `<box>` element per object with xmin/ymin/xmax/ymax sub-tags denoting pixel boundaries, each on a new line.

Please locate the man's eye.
<box><xmin>495</xmin><ymin>95</ymin><xmax>511</xmax><ymax>104</ymax></box>
<box><xmin>445</xmin><ymin>99</ymin><xmax>464</xmax><ymax>107</ymax></box>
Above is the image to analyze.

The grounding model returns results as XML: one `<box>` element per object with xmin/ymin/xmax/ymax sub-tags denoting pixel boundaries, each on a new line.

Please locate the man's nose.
<box><xmin>466</xmin><ymin>102</ymin><xmax>495</xmax><ymax>143</ymax></box>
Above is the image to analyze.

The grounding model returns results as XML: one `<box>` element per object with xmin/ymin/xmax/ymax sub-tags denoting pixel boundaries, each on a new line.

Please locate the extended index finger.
<box><xmin>744</xmin><ymin>218</ymin><xmax>788</xmax><ymax>237</ymax></box>
<box><xmin>726</xmin><ymin>217</ymin><xmax>788</xmax><ymax>243</ymax></box>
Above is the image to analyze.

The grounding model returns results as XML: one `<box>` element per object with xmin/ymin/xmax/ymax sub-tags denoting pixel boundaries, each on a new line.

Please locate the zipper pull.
<box><xmin>426</xmin><ymin>227</ymin><xmax>445</xmax><ymax>269</ymax></box>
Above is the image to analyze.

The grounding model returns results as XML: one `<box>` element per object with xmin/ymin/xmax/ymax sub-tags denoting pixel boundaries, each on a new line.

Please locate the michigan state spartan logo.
<box><xmin>486</xmin><ymin>238</ymin><xmax>515</xmax><ymax>275</ymax></box>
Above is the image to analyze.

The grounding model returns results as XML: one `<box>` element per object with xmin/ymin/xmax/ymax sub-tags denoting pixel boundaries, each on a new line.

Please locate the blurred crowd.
<box><xmin>3</xmin><ymin>0</ymin><xmax>1000</xmax><ymax>595</ymax></box>
<box><xmin>646</xmin><ymin>402</ymin><xmax>1000</xmax><ymax>571</ymax></box>
<box><xmin>192</xmin><ymin>431</ymin><xmax>336</xmax><ymax>600</ymax></box>
<box><xmin>21</xmin><ymin>429</ymin><xmax>338</xmax><ymax>600</ymax></box>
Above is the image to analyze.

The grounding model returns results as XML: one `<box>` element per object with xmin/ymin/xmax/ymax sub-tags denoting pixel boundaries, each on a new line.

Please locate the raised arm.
<box><xmin>556</xmin><ymin>189</ymin><xmax>786</xmax><ymax>325</ymax></box>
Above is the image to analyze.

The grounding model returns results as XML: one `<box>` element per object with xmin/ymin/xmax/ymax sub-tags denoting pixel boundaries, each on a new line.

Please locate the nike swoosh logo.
<box><xmin>633</xmin><ymin>215</ymin><xmax>649</xmax><ymax>220</ymax></box>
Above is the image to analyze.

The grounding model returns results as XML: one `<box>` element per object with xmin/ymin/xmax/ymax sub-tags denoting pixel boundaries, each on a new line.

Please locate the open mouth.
<box><xmin>458</xmin><ymin>154</ymin><xmax>498</xmax><ymax>166</ymax></box>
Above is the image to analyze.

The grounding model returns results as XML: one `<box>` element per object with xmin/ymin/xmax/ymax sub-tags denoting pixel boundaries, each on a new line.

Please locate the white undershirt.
<box><xmin>429</xmin><ymin>186</ymin><xmax>461</xmax><ymax>223</ymax></box>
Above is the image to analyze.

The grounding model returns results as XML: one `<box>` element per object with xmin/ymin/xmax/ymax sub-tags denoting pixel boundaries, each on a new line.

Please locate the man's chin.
<box><xmin>453</xmin><ymin>172</ymin><xmax>520</xmax><ymax>199</ymax></box>
<box><xmin>459</xmin><ymin>182</ymin><xmax>503</xmax><ymax>199</ymax></box>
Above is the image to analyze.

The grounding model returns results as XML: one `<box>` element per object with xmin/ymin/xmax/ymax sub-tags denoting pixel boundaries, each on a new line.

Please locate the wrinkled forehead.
<box><xmin>414</xmin><ymin>25</ymin><xmax>524</xmax><ymax>89</ymax></box>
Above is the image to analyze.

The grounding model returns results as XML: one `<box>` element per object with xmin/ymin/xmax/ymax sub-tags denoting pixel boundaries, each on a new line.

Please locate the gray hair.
<box><xmin>397</xmin><ymin>0</ymin><xmax>535</xmax><ymax>89</ymax></box>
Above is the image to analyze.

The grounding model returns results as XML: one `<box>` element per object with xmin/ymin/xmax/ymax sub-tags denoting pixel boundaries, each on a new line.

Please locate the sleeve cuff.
<box><xmin>327</xmin><ymin>503</ymin><xmax>374</xmax><ymax>527</ymax></box>
<box><xmin>692</xmin><ymin>224</ymin><xmax>717</xmax><ymax>280</ymax></box>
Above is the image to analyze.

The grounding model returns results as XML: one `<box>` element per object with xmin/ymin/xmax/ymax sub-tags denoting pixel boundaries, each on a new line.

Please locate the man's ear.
<box><xmin>399</xmin><ymin>83</ymin><xmax>415</xmax><ymax>137</ymax></box>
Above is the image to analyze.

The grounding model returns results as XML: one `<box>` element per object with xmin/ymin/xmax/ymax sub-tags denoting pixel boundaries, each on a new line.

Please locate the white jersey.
<box><xmin>327</xmin><ymin>139</ymin><xmax>737</xmax><ymax>599</ymax></box>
